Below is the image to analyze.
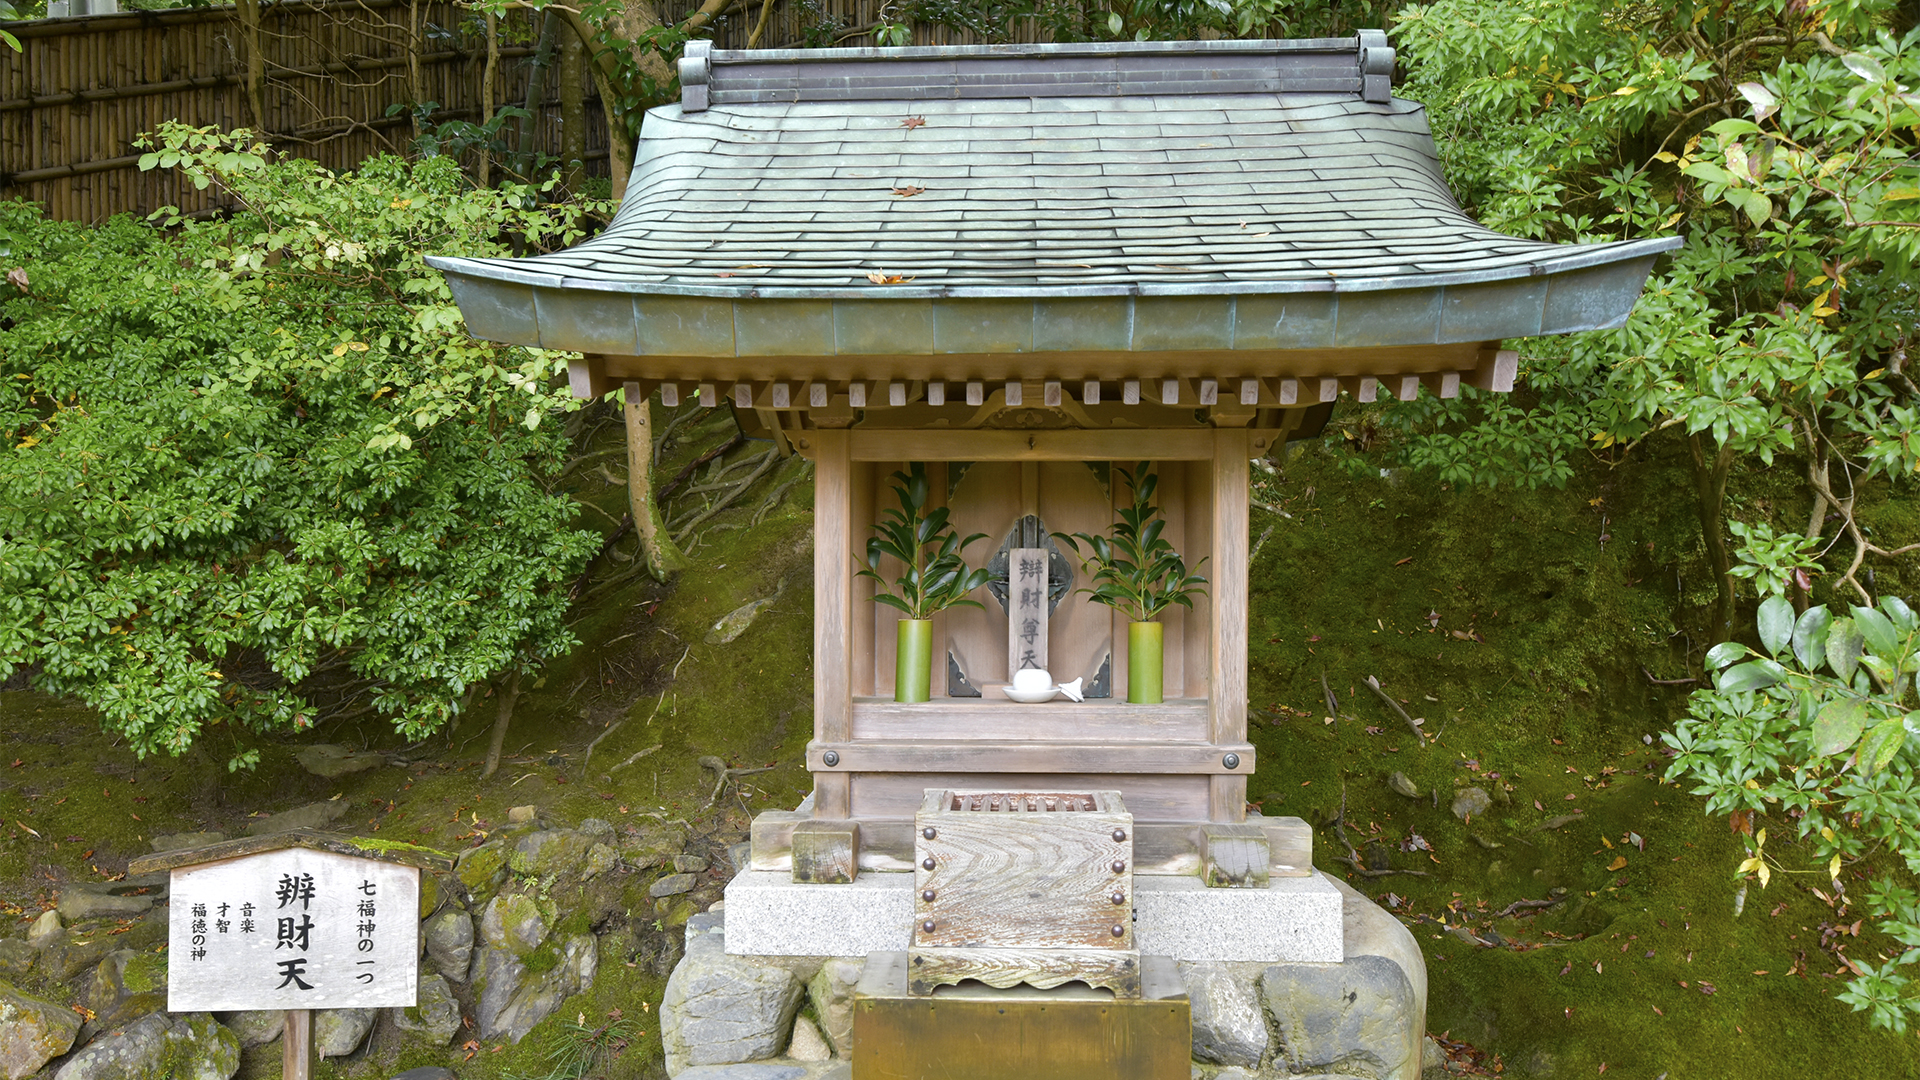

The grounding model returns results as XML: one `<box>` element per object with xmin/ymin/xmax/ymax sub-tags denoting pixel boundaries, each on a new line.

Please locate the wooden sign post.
<box><xmin>130</xmin><ymin>832</ymin><xmax>449</xmax><ymax>1080</ymax></box>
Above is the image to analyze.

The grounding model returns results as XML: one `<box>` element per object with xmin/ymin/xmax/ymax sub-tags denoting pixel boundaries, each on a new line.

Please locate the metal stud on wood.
<box><xmin>849</xmin><ymin>382</ymin><xmax>868</xmax><ymax>407</ymax></box>
<box><xmin>1043</xmin><ymin>380</ymin><xmax>1061</xmax><ymax>406</ymax></box>
<box><xmin>1278</xmin><ymin>378</ymin><xmax>1299</xmax><ymax>405</ymax></box>
<box><xmin>966</xmin><ymin>381</ymin><xmax>984</xmax><ymax>406</ymax></box>
<box><xmin>1239</xmin><ymin>378</ymin><xmax>1260</xmax><ymax>405</ymax></box>
<box><xmin>927</xmin><ymin>382</ymin><xmax>945</xmax><ymax>406</ymax></box>
<box><xmin>1005</xmin><ymin>381</ymin><xmax>1023</xmax><ymax>406</ymax></box>
<box><xmin>889</xmin><ymin>381</ymin><xmax>907</xmax><ymax>407</ymax></box>
<box><xmin>660</xmin><ymin>383</ymin><xmax>680</xmax><ymax>407</ymax></box>
<box><xmin>699</xmin><ymin>383</ymin><xmax>717</xmax><ymax>407</ymax></box>
<box><xmin>810</xmin><ymin>382</ymin><xmax>830</xmax><ymax>408</ymax></box>
<box><xmin>733</xmin><ymin>383</ymin><xmax>753</xmax><ymax>408</ymax></box>
<box><xmin>1317</xmin><ymin>377</ymin><xmax>1340</xmax><ymax>403</ymax></box>
<box><xmin>771</xmin><ymin>382</ymin><xmax>790</xmax><ymax>408</ymax></box>
<box><xmin>1198</xmin><ymin>379</ymin><xmax>1217</xmax><ymax>405</ymax></box>
<box><xmin>1356</xmin><ymin>376</ymin><xmax>1378</xmax><ymax>403</ymax></box>
<box><xmin>1160</xmin><ymin>379</ymin><xmax>1179</xmax><ymax>405</ymax></box>
<box><xmin>1123</xmin><ymin>379</ymin><xmax>1140</xmax><ymax>404</ymax></box>
<box><xmin>1083</xmin><ymin>380</ymin><xmax>1101</xmax><ymax>405</ymax></box>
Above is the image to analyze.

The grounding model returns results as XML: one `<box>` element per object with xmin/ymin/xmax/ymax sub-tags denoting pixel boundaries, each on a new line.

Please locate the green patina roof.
<box><xmin>432</xmin><ymin>38</ymin><xmax>1676</xmax><ymax>362</ymax></box>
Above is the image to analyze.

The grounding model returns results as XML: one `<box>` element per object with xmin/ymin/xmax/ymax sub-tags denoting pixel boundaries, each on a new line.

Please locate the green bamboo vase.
<box><xmin>1127</xmin><ymin>620</ymin><xmax>1164</xmax><ymax>704</ymax></box>
<box><xmin>896</xmin><ymin>619</ymin><xmax>933</xmax><ymax>703</ymax></box>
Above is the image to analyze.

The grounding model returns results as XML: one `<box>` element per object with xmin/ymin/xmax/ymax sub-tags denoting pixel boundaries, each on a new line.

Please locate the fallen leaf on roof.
<box><xmin>891</xmin><ymin>185</ymin><xmax>925</xmax><ymax>198</ymax></box>
<box><xmin>866</xmin><ymin>271</ymin><xmax>915</xmax><ymax>285</ymax></box>
<box><xmin>902</xmin><ymin>116</ymin><xmax>926</xmax><ymax>129</ymax></box>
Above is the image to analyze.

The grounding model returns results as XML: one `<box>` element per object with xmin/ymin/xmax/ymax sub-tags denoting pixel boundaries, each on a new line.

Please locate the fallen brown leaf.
<box><xmin>891</xmin><ymin>185</ymin><xmax>925</xmax><ymax>198</ymax></box>
<box><xmin>901</xmin><ymin>116</ymin><xmax>926</xmax><ymax>129</ymax></box>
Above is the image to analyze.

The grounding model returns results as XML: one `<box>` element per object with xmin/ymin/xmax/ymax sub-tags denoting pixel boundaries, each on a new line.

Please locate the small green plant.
<box><xmin>1728</xmin><ymin>520</ymin><xmax>1823</xmax><ymax>598</ymax></box>
<box><xmin>506</xmin><ymin>1010</ymin><xmax>637</xmax><ymax>1080</ymax></box>
<box><xmin>859</xmin><ymin>463</ymin><xmax>991</xmax><ymax>620</ymax></box>
<box><xmin>1054</xmin><ymin>462</ymin><xmax>1209</xmax><ymax>623</ymax></box>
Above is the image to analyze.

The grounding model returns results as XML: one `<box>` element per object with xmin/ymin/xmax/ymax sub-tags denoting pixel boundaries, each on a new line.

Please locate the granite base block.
<box><xmin>721</xmin><ymin>869</ymin><xmax>1343</xmax><ymax>963</ymax></box>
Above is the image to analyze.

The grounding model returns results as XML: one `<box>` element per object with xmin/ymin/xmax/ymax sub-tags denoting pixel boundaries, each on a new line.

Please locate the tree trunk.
<box><xmin>1798</xmin><ymin>417</ymin><xmax>1834</xmax><ymax>612</ymax></box>
<box><xmin>235</xmin><ymin>0</ymin><xmax>266</xmax><ymax>133</ymax></box>
<box><xmin>624</xmin><ymin>381</ymin><xmax>691</xmax><ymax>579</ymax></box>
<box><xmin>558</xmin><ymin>21</ymin><xmax>587</xmax><ymax>191</ymax></box>
<box><xmin>516</xmin><ymin>13</ymin><xmax>559</xmax><ymax>179</ymax></box>
<box><xmin>481</xmin><ymin>669</ymin><xmax>522</xmax><ymax>779</ymax></box>
<box><xmin>479</xmin><ymin>10</ymin><xmax>498</xmax><ymax>187</ymax></box>
<box><xmin>1689</xmin><ymin>432</ymin><xmax>1737</xmax><ymax>644</ymax></box>
<box><xmin>407</xmin><ymin>0</ymin><xmax>424</xmax><ymax>141</ymax></box>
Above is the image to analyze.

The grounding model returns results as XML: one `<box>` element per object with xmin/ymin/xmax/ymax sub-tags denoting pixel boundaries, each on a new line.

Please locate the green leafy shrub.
<box><xmin>0</xmin><ymin>124</ymin><xmax>607</xmax><ymax>764</ymax></box>
<box><xmin>1667</xmin><ymin>588</ymin><xmax>1920</xmax><ymax>1031</ymax></box>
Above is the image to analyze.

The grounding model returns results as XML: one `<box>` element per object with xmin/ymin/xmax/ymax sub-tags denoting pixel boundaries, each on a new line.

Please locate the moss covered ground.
<box><xmin>3</xmin><ymin>405</ymin><xmax>1918</xmax><ymax>1078</ymax></box>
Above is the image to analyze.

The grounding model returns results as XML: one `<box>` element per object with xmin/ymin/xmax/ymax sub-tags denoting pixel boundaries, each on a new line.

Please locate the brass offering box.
<box><xmin>911</xmin><ymin>789</ymin><xmax>1136</xmax><ymax>997</ymax></box>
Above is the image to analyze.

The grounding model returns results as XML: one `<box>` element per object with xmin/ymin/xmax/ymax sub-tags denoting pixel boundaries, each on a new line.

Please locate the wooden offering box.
<box><xmin>911</xmin><ymin>790</ymin><xmax>1137</xmax><ymax>997</ymax></box>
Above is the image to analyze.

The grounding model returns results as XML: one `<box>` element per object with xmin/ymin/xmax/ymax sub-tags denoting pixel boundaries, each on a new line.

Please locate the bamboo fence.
<box><xmin>1</xmin><ymin>0</ymin><xmax>606</xmax><ymax>221</ymax></box>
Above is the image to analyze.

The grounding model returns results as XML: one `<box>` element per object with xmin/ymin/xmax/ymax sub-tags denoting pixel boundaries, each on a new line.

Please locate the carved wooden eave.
<box><xmin>429</xmin><ymin>35</ymin><xmax>1678</xmax><ymax>413</ymax></box>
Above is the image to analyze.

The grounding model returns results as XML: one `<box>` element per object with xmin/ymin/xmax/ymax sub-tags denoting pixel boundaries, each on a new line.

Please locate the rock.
<box><xmin>579</xmin><ymin>818</ymin><xmax>614</xmax><ymax>838</ymax></box>
<box><xmin>622</xmin><ymin>826</ymin><xmax>687</xmax><ymax>872</ymax></box>
<box><xmin>471</xmin><ymin>933</ymin><xmax>597</xmax><ymax>1043</ymax></box>
<box><xmin>295</xmin><ymin>744</ymin><xmax>386</xmax><ymax>778</ymax></box>
<box><xmin>315</xmin><ymin>1008</ymin><xmax>375</xmax><ymax>1058</ymax></box>
<box><xmin>1179</xmin><ymin>961</ymin><xmax>1267</xmax><ymax>1067</ymax></box>
<box><xmin>419</xmin><ymin>874</ymin><xmax>442</xmax><ymax>920</ymax></box>
<box><xmin>424</xmin><ymin>907</ymin><xmax>476</xmax><ymax>983</ymax></box>
<box><xmin>1423</xmin><ymin>1035</ymin><xmax>1447</xmax><ymax>1072</ymax></box>
<box><xmin>1450</xmin><ymin>787</ymin><xmax>1492</xmax><ymax>821</ymax></box>
<box><xmin>674</xmin><ymin>855</ymin><xmax>711</xmax><ymax>874</ymax></box>
<box><xmin>686</xmin><ymin>912</ymin><xmax>726</xmax><ymax>944</ymax></box>
<box><xmin>785</xmin><ymin>1016</ymin><xmax>830</xmax><ymax>1062</ymax></box>
<box><xmin>1387</xmin><ymin>772</ymin><xmax>1420</xmax><ymax>799</ymax></box>
<box><xmin>1213</xmin><ymin>1070</ymin><xmax>1254</xmax><ymax>1080</ymax></box>
<box><xmin>807</xmin><ymin>957</ymin><xmax>862</xmax><ymax>1056</ymax></box>
<box><xmin>391</xmin><ymin>974</ymin><xmax>459</xmax><ymax>1047</ymax></box>
<box><xmin>510</xmin><ymin>830</ymin><xmax>595</xmax><ymax>878</ymax></box>
<box><xmin>661</xmin><ymin>933</ymin><xmax>804</xmax><ymax>1071</ymax></box>
<box><xmin>457</xmin><ymin>842</ymin><xmax>510</xmax><ymax>894</ymax></box>
<box><xmin>53</xmin><ymin>1012</ymin><xmax>237</xmax><ymax>1080</ymax></box>
<box><xmin>582</xmin><ymin>844</ymin><xmax>616</xmax><ymax>879</ymax></box>
<box><xmin>651</xmin><ymin>873</ymin><xmax>697</xmax><ymax>898</ymax></box>
<box><xmin>82</xmin><ymin>950</ymin><xmax>168</xmax><ymax>1035</ymax></box>
<box><xmin>40</xmin><ymin>934</ymin><xmax>116</xmax><ymax>981</ymax></box>
<box><xmin>0</xmin><ymin>982</ymin><xmax>81</xmax><ymax>1080</ymax></box>
<box><xmin>57</xmin><ymin>875</ymin><xmax>167</xmax><ymax>922</ymax></box>
<box><xmin>1261</xmin><ymin>955</ymin><xmax>1417</xmax><ymax>1078</ymax></box>
<box><xmin>479</xmin><ymin>894</ymin><xmax>551</xmax><ymax>957</ymax></box>
<box><xmin>725</xmin><ymin>842</ymin><xmax>751</xmax><ymax>875</ymax></box>
<box><xmin>507</xmin><ymin>805</ymin><xmax>538</xmax><ymax>824</ymax></box>
<box><xmin>0</xmin><ymin>940</ymin><xmax>32</xmax><ymax>979</ymax></box>
<box><xmin>27</xmin><ymin>910</ymin><xmax>60</xmax><ymax>946</ymax></box>
<box><xmin>392</xmin><ymin>1069</ymin><xmax>457</xmax><ymax>1080</ymax></box>
<box><xmin>148</xmin><ymin>833</ymin><xmax>224</xmax><ymax>854</ymax></box>
<box><xmin>706</xmin><ymin>586</ymin><xmax>784</xmax><ymax>646</ymax></box>
<box><xmin>245</xmin><ymin>801</ymin><xmax>347</xmax><ymax>836</ymax></box>
<box><xmin>214</xmin><ymin>1011</ymin><xmax>282</xmax><ymax>1048</ymax></box>
<box><xmin>673</xmin><ymin>1067</ymin><xmax>806</xmax><ymax>1080</ymax></box>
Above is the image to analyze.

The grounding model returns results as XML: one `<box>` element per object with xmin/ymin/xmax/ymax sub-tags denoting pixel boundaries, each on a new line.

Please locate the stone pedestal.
<box><xmin>666</xmin><ymin>872</ymin><xmax>1425</xmax><ymax>1080</ymax></box>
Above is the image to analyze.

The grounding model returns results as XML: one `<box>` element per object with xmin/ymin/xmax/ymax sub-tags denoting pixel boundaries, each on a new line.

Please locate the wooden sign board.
<box><xmin>166</xmin><ymin>847</ymin><xmax>419</xmax><ymax>1012</ymax></box>
<box><xmin>1008</xmin><ymin>547</ymin><xmax>1049</xmax><ymax>676</ymax></box>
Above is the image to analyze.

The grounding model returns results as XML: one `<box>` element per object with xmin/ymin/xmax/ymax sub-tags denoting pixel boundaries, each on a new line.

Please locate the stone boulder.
<box><xmin>806</xmin><ymin>958</ymin><xmax>862</xmax><ymax>1057</ymax></box>
<box><xmin>479</xmin><ymin>894</ymin><xmax>551</xmax><ymax>957</ymax></box>
<box><xmin>28</xmin><ymin>909</ymin><xmax>62</xmax><ymax>946</ymax></box>
<box><xmin>53</xmin><ymin>1012</ymin><xmax>238</xmax><ymax>1080</ymax></box>
<box><xmin>1261</xmin><ymin>955</ymin><xmax>1416</xmax><ymax>1079</ymax></box>
<box><xmin>315</xmin><ymin>1008</ymin><xmax>375</xmax><ymax>1058</ymax></box>
<box><xmin>0</xmin><ymin>939</ymin><xmax>34</xmax><ymax>980</ymax></box>
<box><xmin>661</xmin><ymin>933</ymin><xmax>804</xmax><ymax>1073</ymax></box>
<box><xmin>57</xmin><ymin>875</ymin><xmax>167</xmax><ymax>923</ymax></box>
<box><xmin>0</xmin><ymin>982</ymin><xmax>81</xmax><ymax>1080</ymax></box>
<box><xmin>245</xmin><ymin>801</ymin><xmax>348</xmax><ymax>836</ymax></box>
<box><xmin>471</xmin><ymin>934</ymin><xmax>597</xmax><ymax>1043</ymax></box>
<box><xmin>81</xmin><ymin>950</ymin><xmax>168</xmax><ymax>1039</ymax></box>
<box><xmin>294</xmin><ymin>744</ymin><xmax>386</xmax><ymax>778</ymax></box>
<box><xmin>391</xmin><ymin>973</ymin><xmax>460</xmax><ymax>1047</ymax></box>
<box><xmin>213</xmin><ymin>1012</ymin><xmax>282</xmax><ymax>1049</ymax></box>
<box><xmin>1179</xmin><ymin>960</ymin><xmax>1268</xmax><ymax>1067</ymax></box>
<box><xmin>457</xmin><ymin>841</ymin><xmax>510</xmax><ymax>895</ymax></box>
<box><xmin>424</xmin><ymin>907</ymin><xmax>476</xmax><ymax>984</ymax></box>
<box><xmin>510</xmin><ymin>830</ymin><xmax>596</xmax><ymax>878</ymax></box>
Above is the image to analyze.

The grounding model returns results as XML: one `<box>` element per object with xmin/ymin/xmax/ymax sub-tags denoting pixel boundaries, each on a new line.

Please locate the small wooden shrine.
<box><xmin>434</xmin><ymin>33</ymin><xmax>1673</xmax><ymax>1079</ymax></box>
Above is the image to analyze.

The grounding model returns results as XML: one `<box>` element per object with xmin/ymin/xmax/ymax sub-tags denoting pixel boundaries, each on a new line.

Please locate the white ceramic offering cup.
<box><xmin>1010</xmin><ymin>668</ymin><xmax>1053</xmax><ymax>694</ymax></box>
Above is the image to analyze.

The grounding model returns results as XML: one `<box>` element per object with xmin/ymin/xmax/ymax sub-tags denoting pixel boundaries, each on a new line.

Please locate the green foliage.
<box><xmin>1728</xmin><ymin>520</ymin><xmax>1824</xmax><ymax>598</ymax></box>
<box><xmin>0</xmin><ymin>124</ymin><xmax>605</xmax><ymax>763</ymax></box>
<box><xmin>1055</xmin><ymin>462</ymin><xmax>1208</xmax><ymax>623</ymax></box>
<box><xmin>1667</xmin><ymin>592</ymin><xmax>1920</xmax><ymax>1030</ymax></box>
<box><xmin>505</xmin><ymin>1010</ymin><xmax>639</xmax><ymax>1080</ymax></box>
<box><xmin>858</xmin><ymin>463</ymin><xmax>991</xmax><ymax>620</ymax></box>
